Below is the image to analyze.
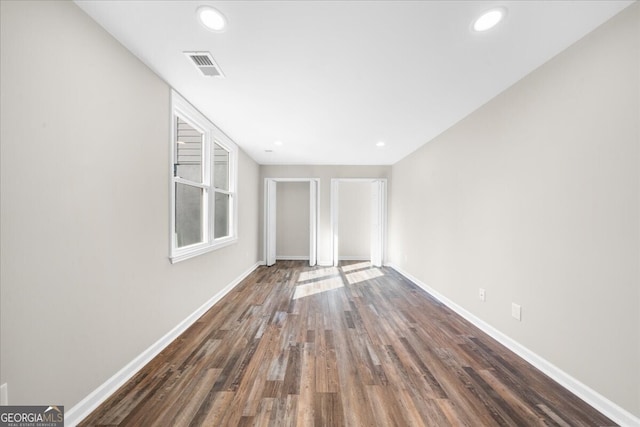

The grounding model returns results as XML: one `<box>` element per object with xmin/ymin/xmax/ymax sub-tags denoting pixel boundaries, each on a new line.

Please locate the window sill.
<box><xmin>170</xmin><ymin>237</ymin><xmax>238</xmax><ymax>264</ymax></box>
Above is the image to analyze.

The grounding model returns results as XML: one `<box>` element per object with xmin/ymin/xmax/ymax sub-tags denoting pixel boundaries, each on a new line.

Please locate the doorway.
<box><xmin>331</xmin><ymin>179</ymin><xmax>387</xmax><ymax>267</ymax></box>
<box><xmin>264</xmin><ymin>178</ymin><xmax>319</xmax><ymax>266</ymax></box>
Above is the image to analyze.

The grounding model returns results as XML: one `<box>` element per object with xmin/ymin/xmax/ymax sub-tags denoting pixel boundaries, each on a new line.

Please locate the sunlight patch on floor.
<box><xmin>340</xmin><ymin>261</ymin><xmax>371</xmax><ymax>273</ymax></box>
<box><xmin>345</xmin><ymin>268</ymin><xmax>384</xmax><ymax>285</ymax></box>
<box><xmin>297</xmin><ymin>267</ymin><xmax>339</xmax><ymax>283</ymax></box>
<box><xmin>293</xmin><ymin>276</ymin><xmax>345</xmax><ymax>300</ymax></box>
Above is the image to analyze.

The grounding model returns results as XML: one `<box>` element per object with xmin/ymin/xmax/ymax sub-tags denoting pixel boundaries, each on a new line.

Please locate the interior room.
<box><xmin>1</xmin><ymin>1</ymin><xmax>638</xmax><ymax>425</ymax></box>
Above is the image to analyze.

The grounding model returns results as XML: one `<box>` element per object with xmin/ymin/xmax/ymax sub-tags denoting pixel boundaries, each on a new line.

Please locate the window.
<box><xmin>170</xmin><ymin>91</ymin><xmax>237</xmax><ymax>263</ymax></box>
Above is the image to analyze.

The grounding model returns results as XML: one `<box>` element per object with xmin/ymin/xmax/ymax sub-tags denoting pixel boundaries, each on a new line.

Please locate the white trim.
<box><xmin>173</xmin><ymin>177</ymin><xmax>208</xmax><ymax>189</ymax></box>
<box><xmin>331</xmin><ymin>179</ymin><xmax>339</xmax><ymax>267</ymax></box>
<box><xmin>170</xmin><ymin>237</ymin><xmax>238</xmax><ymax>263</ymax></box>
<box><xmin>329</xmin><ymin>178</ymin><xmax>382</xmax><ymax>183</ymax></box>
<box><xmin>309</xmin><ymin>180</ymin><xmax>318</xmax><ymax>267</ymax></box>
<box><xmin>265</xmin><ymin>177</ymin><xmax>318</xmax><ymax>182</ymax></box>
<box><xmin>65</xmin><ymin>262</ymin><xmax>262</xmax><ymax>427</ymax></box>
<box><xmin>264</xmin><ymin>179</ymin><xmax>277</xmax><ymax>266</ymax></box>
<box><xmin>170</xmin><ymin>91</ymin><xmax>239</xmax><ymax>263</ymax></box>
<box><xmin>276</xmin><ymin>255</ymin><xmax>310</xmax><ymax>261</ymax></box>
<box><xmin>370</xmin><ymin>180</ymin><xmax>386</xmax><ymax>267</ymax></box>
<box><xmin>338</xmin><ymin>256</ymin><xmax>370</xmax><ymax>261</ymax></box>
<box><xmin>387</xmin><ymin>263</ymin><xmax>640</xmax><ymax>427</ymax></box>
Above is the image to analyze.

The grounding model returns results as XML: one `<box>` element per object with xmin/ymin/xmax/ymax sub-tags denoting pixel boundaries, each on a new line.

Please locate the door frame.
<box><xmin>264</xmin><ymin>178</ymin><xmax>319</xmax><ymax>266</ymax></box>
<box><xmin>330</xmin><ymin>178</ymin><xmax>387</xmax><ymax>267</ymax></box>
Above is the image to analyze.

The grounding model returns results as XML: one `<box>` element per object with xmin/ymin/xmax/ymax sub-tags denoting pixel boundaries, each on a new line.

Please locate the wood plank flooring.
<box><xmin>79</xmin><ymin>261</ymin><xmax>616</xmax><ymax>426</ymax></box>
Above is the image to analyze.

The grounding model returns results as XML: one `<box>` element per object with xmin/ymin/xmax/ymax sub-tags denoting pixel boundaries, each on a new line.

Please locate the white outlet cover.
<box><xmin>512</xmin><ymin>303</ymin><xmax>522</xmax><ymax>321</ymax></box>
<box><xmin>479</xmin><ymin>288</ymin><xmax>486</xmax><ymax>301</ymax></box>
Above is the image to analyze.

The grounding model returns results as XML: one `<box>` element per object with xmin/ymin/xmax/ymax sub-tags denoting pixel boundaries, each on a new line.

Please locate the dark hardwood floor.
<box><xmin>80</xmin><ymin>261</ymin><xmax>616</xmax><ymax>426</ymax></box>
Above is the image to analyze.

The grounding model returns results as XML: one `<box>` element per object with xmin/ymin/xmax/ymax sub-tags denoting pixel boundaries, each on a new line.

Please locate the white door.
<box><xmin>309</xmin><ymin>180</ymin><xmax>318</xmax><ymax>266</ymax></box>
<box><xmin>265</xmin><ymin>179</ymin><xmax>277</xmax><ymax>266</ymax></box>
<box><xmin>332</xmin><ymin>180</ymin><xmax>340</xmax><ymax>267</ymax></box>
<box><xmin>370</xmin><ymin>181</ymin><xmax>381</xmax><ymax>267</ymax></box>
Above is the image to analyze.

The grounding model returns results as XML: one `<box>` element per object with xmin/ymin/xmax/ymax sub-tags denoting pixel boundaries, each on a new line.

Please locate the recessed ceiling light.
<box><xmin>473</xmin><ymin>7</ymin><xmax>506</xmax><ymax>32</ymax></box>
<box><xmin>197</xmin><ymin>6</ymin><xmax>227</xmax><ymax>32</ymax></box>
<box><xmin>376</xmin><ymin>141</ymin><xmax>385</xmax><ymax>147</ymax></box>
<box><xmin>274</xmin><ymin>140</ymin><xmax>283</xmax><ymax>146</ymax></box>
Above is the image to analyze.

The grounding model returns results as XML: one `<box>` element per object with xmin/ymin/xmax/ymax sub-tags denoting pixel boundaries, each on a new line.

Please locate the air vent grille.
<box><xmin>191</xmin><ymin>55</ymin><xmax>214</xmax><ymax>67</ymax></box>
<box><xmin>184</xmin><ymin>51</ymin><xmax>224</xmax><ymax>78</ymax></box>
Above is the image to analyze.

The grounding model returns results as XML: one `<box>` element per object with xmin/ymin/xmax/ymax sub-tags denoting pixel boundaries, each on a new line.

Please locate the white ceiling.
<box><xmin>75</xmin><ymin>0</ymin><xmax>633</xmax><ymax>165</ymax></box>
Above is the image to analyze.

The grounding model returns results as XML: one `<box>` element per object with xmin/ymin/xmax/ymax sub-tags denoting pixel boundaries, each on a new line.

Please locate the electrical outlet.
<box><xmin>478</xmin><ymin>288</ymin><xmax>486</xmax><ymax>302</ymax></box>
<box><xmin>512</xmin><ymin>303</ymin><xmax>522</xmax><ymax>321</ymax></box>
<box><xmin>1</xmin><ymin>383</ymin><xmax>8</xmax><ymax>405</ymax></box>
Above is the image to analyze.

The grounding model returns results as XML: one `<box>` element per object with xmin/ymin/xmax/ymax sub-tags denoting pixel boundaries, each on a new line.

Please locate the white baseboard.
<box><xmin>386</xmin><ymin>263</ymin><xmax>640</xmax><ymax>427</ymax></box>
<box><xmin>275</xmin><ymin>255</ymin><xmax>309</xmax><ymax>261</ymax></box>
<box><xmin>338</xmin><ymin>256</ymin><xmax>370</xmax><ymax>261</ymax></box>
<box><xmin>65</xmin><ymin>261</ymin><xmax>263</xmax><ymax>426</ymax></box>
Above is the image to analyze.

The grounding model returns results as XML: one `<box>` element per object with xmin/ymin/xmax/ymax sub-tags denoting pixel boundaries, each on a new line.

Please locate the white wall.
<box><xmin>389</xmin><ymin>3</ymin><xmax>639</xmax><ymax>419</ymax></box>
<box><xmin>276</xmin><ymin>182</ymin><xmax>310</xmax><ymax>258</ymax></box>
<box><xmin>261</xmin><ymin>165</ymin><xmax>390</xmax><ymax>265</ymax></box>
<box><xmin>338</xmin><ymin>181</ymin><xmax>371</xmax><ymax>260</ymax></box>
<box><xmin>0</xmin><ymin>0</ymin><xmax>260</xmax><ymax>410</ymax></box>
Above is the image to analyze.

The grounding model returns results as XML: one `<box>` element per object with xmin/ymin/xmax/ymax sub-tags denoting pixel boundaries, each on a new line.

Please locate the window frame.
<box><xmin>170</xmin><ymin>91</ymin><xmax>238</xmax><ymax>263</ymax></box>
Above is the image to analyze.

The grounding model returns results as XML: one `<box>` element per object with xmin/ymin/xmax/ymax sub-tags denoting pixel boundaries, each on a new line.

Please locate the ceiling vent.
<box><xmin>184</xmin><ymin>51</ymin><xmax>224</xmax><ymax>78</ymax></box>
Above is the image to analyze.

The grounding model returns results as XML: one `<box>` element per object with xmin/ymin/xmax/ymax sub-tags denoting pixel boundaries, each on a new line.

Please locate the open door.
<box><xmin>370</xmin><ymin>180</ymin><xmax>386</xmax><ymax>267</ymax></box>
<box><xmin>265</xmin><ymin>179</ymin><xmax>277</xmax><ymax>266</ymax></box>
<box><xmin>331</xmin><ymin>179</ymin><xmax>340</xmax><ymax>267</ymax></box>
<box><xmin>309</xmin><ymin>180</ymin><xmax>318</xmax><ymax>266</ymax></box>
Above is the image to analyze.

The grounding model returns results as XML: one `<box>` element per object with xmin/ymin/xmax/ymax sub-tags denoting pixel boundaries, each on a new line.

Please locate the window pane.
<box><xmin>214</xmin><ymin>142</ymin><xmax>229</xmax><ymax>190</ymax></box>
<box><xmin>175</xmin><ymin>183</ymin><xmax>203</xmax><ymax>247</ymax></box>
<box><xmin>214</xmin><ymin>192</ymin><xmax>230</xmax><ymax>239</ymax></box>
<box><xmin>176</xmin><ymin>117</ymin><xmax>203</xmax><ymax>183</ymax></box>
